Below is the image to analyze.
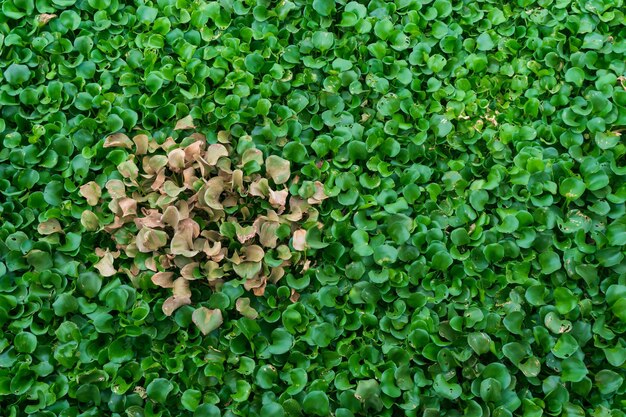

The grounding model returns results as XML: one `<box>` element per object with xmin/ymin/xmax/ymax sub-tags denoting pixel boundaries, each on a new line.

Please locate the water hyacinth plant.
<box><xmin>0</xmin><ymin>0</ymin><xmax>626</xmax><ymax>416</ymax></box>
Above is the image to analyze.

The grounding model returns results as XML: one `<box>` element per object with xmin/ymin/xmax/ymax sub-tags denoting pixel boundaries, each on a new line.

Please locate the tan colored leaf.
<box><xmin>118</xmin><ymin>160</ymin><xmax>139</xmax><ymax>180</ymax></box>
<box><xmin>205</xmin><ymin>144</ymin><xmax>229</xmax><ymax>165</ymax></box>
<box><xmin>162</xmin><ymin>295</ymin><xmax>191</xmax><ymax>316</ymax></box>
<box><xmin>173</xmin><ymin>276</ymin><xmax>192</xmax><ymax>298</ymax></box>
<box><xmin>163</xmin><ymin>180</ymin><xmax>185</xmax><ymax>197</ymax></box>
<box><xmin>38</xmin><ymin>219</ymin><xmax>63</xmax><ymax>235</ymax></box>
<box><xmin>168</xmin><ymin>148</ymin><xmax>186</xmax><ymax>171</ymax></box>
<box><xmin>151</xmin><ymin>169</ymin><xmax>166</xmax><ymax>191</ymax></box>
<box><xmin>180</xmin><ymin>262</ymin><xmax>200</xmax><ymax>279</ymax></box>
<box><xmin>258</xmin><ymin>221</ymin><xmax>279</xmax><ymax>248</ymax></box>
<box><xmin>145</xmin><ymin>256</ymin><xmax>157</xmax><ymax>271</ymax></box>
<box><xmin>200</xmin><ymin>177</ymin><xmax>224</xmax><ymax>210</ymax></box>
<box><xmin>192</xmin><ymin>307</ymin><xmax>223</xmax><ymax>335</ymax></box>
<box><xmin>133</xmin><ymin>134</ymin><xmax>149</xmax><ymax>155</ymax></box>
<box><xmin>80</xmin><ymin>181</ymin><xmax>102</xmax><ymax>206</ymax></box>
<box><xmin>136</xmin><ymin>227</ymin><xmax>169</xmax><ymax>252</ymax></box>
<box><xmin>38</xmin><ymin>13</ymin><xmax>57</xmax><ymax>25</ymax></box>
<box><xmin>147</xmin><ymin>155</ymin><xmax>168</xmax><ymax>173</ymax></box>
<box><xmin>290</xmin><ymin>289</ymin><xmax>300</xmax><ymax>303</ymax></box>
<box><xmin>232</xmin><ymin>169</ymin><xmax>244</xmax><ymax>194</ymax></box>
<box><xmin>292</xmin><ymin>229</ymin><xmax>307</xmax><ymax>251</ymax></box>
<box><xmin>203</xmin><ymin>240</ymin><xmax>222</xmax><ymax>258</ymax></box>
<box><xmin>242</xmin><ymin>148</ymin><xmax>264</xmax><ymax>166</ymax></box>
<box><xmin>269</xmin><ymin>188</ymin><xmax>289</xmax><ymax>208</ymax></box>
<box><xmin>161</xmin><ymin>206</ymin><xmax>180</xmax><ymax>229</ymax></box>
<box><xmin>118</xmin><ymin>197</ymin><xmax>137</xmax><ymax>217</ymax></box>
<box><xmin>269</xmin><ymin>266</ymin><xmax>285</xmax><ymax>284</ymax></box>
<box><xmin>244</xmin><ymin>276</ymin><xmax>267</xmax><ymax>296</ymax></box>
<box><xmin>249</xmin><ymin>178</ymin><xmax>269</xmax><ymax>198</ymax></box>
<box><xmin>236</xmin><ymin>298</ymin><xmax>259</xmax><ymax>319</ymax></box>
<box><xmin>242</xmin><ymin>245</ymin><xmax>265</xmax><ymax>262</ymax></box>
<box><xmin>174</xmin><ymin>115</ymin><xmax>195</xmax><ymax>130</ymax></box>
<box><xmin>308</xmin><ymin>181</ymin><xmax>328</xmax><ymax>204</ymax></box>
<box><xmin>217</xmin><ymin>130</ymin><xmax>230</xmax><ymax>143</ymax></box>
<box><xmin>81</xmin><ymin>210</ymin><xmax>100</xmax><ymax>231</ymax></box>
<box><xmin>170</xmin><ymin>225</ymin><xmax>199</xmax><ymax>257</ymax></box>
<box><xmin>94</xmin><ymin>250</ymin><xmax>117</xmax><ymax>277</ymax></box>
<box><xmin>235</xmin><ymin>223</ymin><xmax>256</xmax><ymax>244</ymax></box>
<box><xmin>106</xmin><ymin>179</ymin><xmax>126</xmax><ymax>198</ymax></box>
<box><xmin>184</xmin><ymin>140</ymin><xmax>205</xmax><ymax>162</ymax></box>
<box><xmin>134</xmin><ymin>209</ymin><xmax>163</xmax><ymax>229</ymax></box>
<box><xmin>104</xmin><ymin>133</ymin><xmax>133</xmax><ymax>149</ymax></box>
<box><xmin>266</xmin><ymin>155</ymin><xmax>291</xmax><ymax>184</ymax></box>
<box><xmin>233</xmin><ymin>261</ymin><xmax>262</xmax><ymax>279</ymax></box>
<box><xmin>151</xmin><ymin>271</ymin><xmax>175</xmax><ymax>288</ymax></box>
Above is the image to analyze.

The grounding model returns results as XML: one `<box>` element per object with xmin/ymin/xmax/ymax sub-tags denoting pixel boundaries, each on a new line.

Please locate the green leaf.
<box><xmin>146</xmin><ymin>378</ymin><xmax>173</xmax><ymax>403</ymax></box>
<box><xmin>312</xmin><ymin>0</ymin><xmax>334</xmax><ymax>16</ymax></box>
<box><xmin>433</xmin><ymin>374</ymin><xmax>462</xmax><ymax>400</ymax></box>
<box><xmin>303</xmin><ymin>391</ymin><xmax>329</xmax><ymax>416</ymax></box>
<box><xmin>539</xmin><ymin>251</ymin><xmax>561</xmax><ymax>275</ymax></box>
<box><xmin>559</xmin><ymin>178</ymin><xmax>586</xmax><ymax>200</ymax></box>
<box><xmin>595</xmin><ymin>370</ymin><xmax>623</xmax><ymax>395</ymax></box>
<box><xmin>181</xmin><ymin>389</ymin><xmax>202</xmax><ymax>411</ymax></box>
<box><xmin>3</xmin><ymin>63</ymin><xmax>31</xmax><ymax>85</ymax></box>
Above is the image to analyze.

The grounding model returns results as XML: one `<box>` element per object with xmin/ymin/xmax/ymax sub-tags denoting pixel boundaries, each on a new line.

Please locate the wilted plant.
<box><xmin>81</xmin><ymin>119</ymin><xmax>326</xmax><ymax>330</ymax></box>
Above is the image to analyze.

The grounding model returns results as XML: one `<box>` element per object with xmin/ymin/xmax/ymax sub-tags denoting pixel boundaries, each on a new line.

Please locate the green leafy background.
<box><xmin>1</xmin><ymin>0</ymin><xmax>626</xmax><ymax>416</ymax></box>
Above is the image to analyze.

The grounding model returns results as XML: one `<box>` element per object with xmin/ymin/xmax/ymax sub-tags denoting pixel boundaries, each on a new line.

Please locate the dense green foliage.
<box><xmin>2</xmin><ymin>0</ymin><xmax>626</xmax><ymax>416</ymax></box>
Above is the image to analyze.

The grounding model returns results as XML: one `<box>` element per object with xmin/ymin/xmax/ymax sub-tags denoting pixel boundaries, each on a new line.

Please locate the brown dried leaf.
<box><xmin>242</xmin><ymin>148</ymin><xmax>264</xmax><ymax>166</ymax></box>
<box><xmin>205</xmin><ymin>144</ymin><xmax>229</xmax><ymax>165</ymax></box>
<box><xmin>171</xmin><ymin>226</ymin><xmax>199</xmax><ymax>257</ymax></box>
<box><xmin>81</xmin><ymin>210</ymin><xmax>100</xmax><ymax>231</ymax></box>
<box><xmin>269</xmin><ymin>188</ymin><xmax>289</xmax><ymax>209</ymax></box>
<box><xmin>185</xmin><ymin>146</ymin><xmax>203</xmax><ymax>166</ymax></box>
<box><xmin>151</xmin><ymin>271</ymin><xmax>175</xmax><ymax>288</ymax></box>
<box><xmin>94</xmin><ymin>251</ymin><xmax>117</xmax><ymax>277</ymax></box>
<box><xmin>235</xmin><ymin>223</ymin><xmax>256</xmax><ymax>244</ymax></box>
<box><xmin>161</xmin><ymin>206</ymin><xmax>180</xmax><ymax>229</ymax></box>
<box><xmin>235</xmin><ymin>298</ymin><xmax>259</xmax><ymax>319</ymax></box>
<box><xmin>106</xmin><ymin>180</ymin><xmax>126</xmax><ymax>198</ymax></box>
<box><xmin>104</xmin><ymin>133</ymin><xmax>133</xmax><ymax>149</ymax></box>
<box><xmin>118</xmin><ymin>160</ymin><xmax>139</xmax><ymax>180</ymax></box>
<box><xmin>136</xmin><ymin>227</ymin><xmax>169</xmax><ymax>252</ymax></box>
<box><xmin>268</xmin><ymin>266</ymin><xmax>285</xmax><ymax>284</ymax></box>
<box><xmin>249</xmin><ymin>178</ymin><xmax>270</xmax><ymax>198</ymax></box>
<box><xmin>266</xmin><ymin>155</ymin><xmax>291</xmax><ymax>184</ymax></box>
<box><xmin>168</xmin><ymin>148</ymin><xmax>186</xmax><ymax>171</ymax></box>
<box><xmin>174</xmin><ymin>115</ymin><xmax>195</xmax><ymax>130</ymax></box>
<box><xmin>201</xmin><ymin>177</ymin><xmax>224</xmax><ymax>210</ymax></box>
<box><xmin>244</xmin><ymin>276</ymin><xmax>267</xmax><ymax>296</ymax></box>
<box><xmin>80</xmin><ymin>181</ymin><xmax>102</xmax><ymax>206</ymax></box>
<box><xmin>118</xmin><ymin>197</ymin><xmax>137</xmax><ymax>218</ymax></box>
<box><xmin>292</xmin><ymin>229</ymin><xmax>307</xmax><ymax>251</ymax></box>
<box><xmin>242</xmin><ymin>245</ymin><xmax>265</xmax><ymax>262</ymax></box>
<box><xmin>232</xmin><ymin>169</ymin><xmax>244</xmax><ymax>194</ymax></box>
<box><xmin>180</xmin><ymin>262</ymin><xmax>200</xmax><ymax>279</ymax></box>
<box><xmin>258</xmin><ymin>221</ymin><xmax>279</xmax><ymax>248</ymax></box>
<box><xmin>133</xmin><ymin>134</ymin><xmax>149</xmax><ymax>155</ymax></box>
<box><xmin>38</xmin><ymin>13</ymin><xmax>57</xmax><ymax>25</ymax></box>
<box><xmin>147</xmin><ymin>155</ymin><xmax>168</xmax><ymax>173</ymax></box>
<box><xmin>308</xmin><ymin>181</ymin><xmax>328</xmax><ymax>204</ymax></box>
<box><xmin>134</xmin><ymin>209</ymin><xmax>163</xmax><ymax>229</ymax></box>
<box><xmin>162</xmin><ymin>295</ymin><xmax>191</xmax><ymax>316</ymax></box>
<box><xmin>38</xmin><ymin>219</ymin><xmax>63</xmax><ymax>235</ymax></box>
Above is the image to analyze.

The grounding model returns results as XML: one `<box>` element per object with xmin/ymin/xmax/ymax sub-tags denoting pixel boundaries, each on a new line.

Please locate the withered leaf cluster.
<box><xmin>82</xmin><ymin>126</ymin><xmax>326</xmax><ymax>322</ymax></box>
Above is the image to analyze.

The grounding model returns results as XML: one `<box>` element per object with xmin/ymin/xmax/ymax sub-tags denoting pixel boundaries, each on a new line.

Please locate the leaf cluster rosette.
<box><xmin>83</xmin><ymin>123</ymin><xmax>326</xmax><ymax>322</ymax></box>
